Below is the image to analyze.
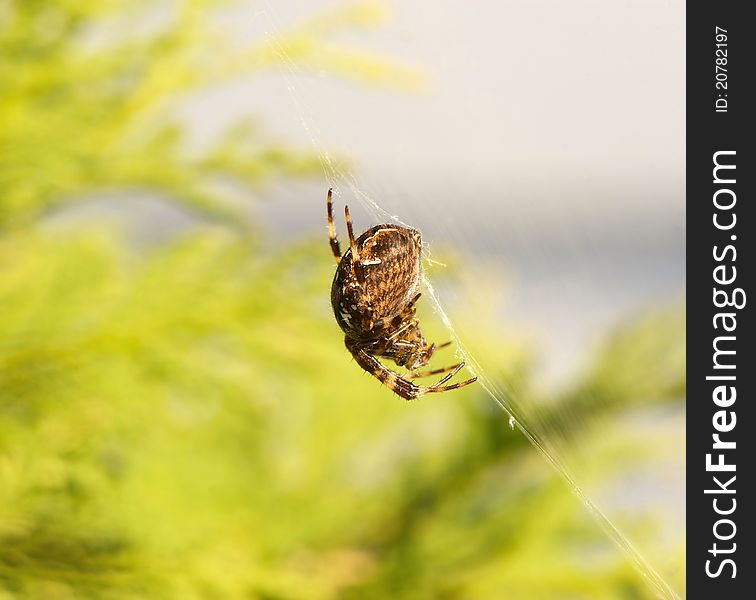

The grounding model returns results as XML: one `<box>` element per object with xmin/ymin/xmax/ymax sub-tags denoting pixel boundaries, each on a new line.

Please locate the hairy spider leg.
<box><xmin>386</xmin><ymin>318</ymin><xmax>418</xmax><ymax>341</ymax></box>
<box><xmin>344</xmin><ymin>205</ymin><xmax>361</xmax><ymax>269</ymax></box>
<box><xmin>428</xmin><ymin>363</ymin><xmax>466</xmax><ymax>387</ymax></box>
<box><xmin>349</xmin><ymin>344</ymin><xmax>477</xmax><ymax>401</ymax></box>
<box><xmin>409</xmin><ymin>362</ymin><xmax>465</xmax><ymax>380</ymax></box>
<box><xmin>407</xmin><ymin>292</ymin><xmax>421</xmax><ymax>310</ymax></box>
<box><xmin>343</xmin><ymin>204</ymin><xmax>375</xmax><ymax>328</ymax></box>
<box><xmin>344</xmin><ymin>204</ymin><xmax>369</xmax><ymax>295</ymax></box>
<box><xmin>326</xmin><ymin>188</ymin><xmax>341</xmax><ymax>262</ymax></box>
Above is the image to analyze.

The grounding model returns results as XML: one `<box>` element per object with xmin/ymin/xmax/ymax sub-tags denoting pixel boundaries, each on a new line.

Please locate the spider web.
<box><xmin>252</xmin><ymin>2</ymin><xmax>685</xmax><ymax>598</ymax></box>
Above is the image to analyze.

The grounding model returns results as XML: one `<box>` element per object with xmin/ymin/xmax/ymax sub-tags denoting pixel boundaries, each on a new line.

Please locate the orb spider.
<box><xmin>327</xmin><ymin>189</ymin><xmax>477</xmax><ymax>400</ymax></box>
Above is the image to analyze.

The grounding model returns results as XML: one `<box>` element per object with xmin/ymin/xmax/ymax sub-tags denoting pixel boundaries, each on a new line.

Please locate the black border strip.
<box><xmin>687</xmin><ymin>2</ymin><xmax>754</xmax><ymax>597</ymax></box>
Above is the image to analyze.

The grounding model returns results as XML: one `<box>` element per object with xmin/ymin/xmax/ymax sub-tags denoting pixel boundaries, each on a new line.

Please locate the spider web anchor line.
<box><xmin>422</xmin><ymin>275</ymin><xmax>681</xmax><ymax>600</ymax></box>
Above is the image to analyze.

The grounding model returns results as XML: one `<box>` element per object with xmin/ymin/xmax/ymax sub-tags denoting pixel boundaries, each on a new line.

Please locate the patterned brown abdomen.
<box><xmin>331</xmin><ymin>224</ymin><xmax>422</xmax><ymax>337</ymax></box>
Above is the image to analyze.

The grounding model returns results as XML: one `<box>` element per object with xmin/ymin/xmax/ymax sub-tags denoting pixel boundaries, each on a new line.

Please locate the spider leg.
<box><xmin>348</xmin><ymin>342</ymin><xmax>477</xmax><ymax>401</ymax></box>
<box><xmin>344</xmin><ymin>205</ymin><xmax>359</xmax><ymax>263</ymax></box>
<box><xmin>387</xmin><ymin>318</ymin><xmax>418</xmax><ymax>341</ymax></box>
<box><xmin>344</xmin><ymin>204</ymin><xmax>368</xmax><ymax>289</ymax></box>
<box><xmin>409</xmin><ymin>362</ymin><xmax>464</xmax><ymax>380</ymax></box>
<box><xmin>326</xmin><ymin>188</ymin><xmax>341</xmax><ymax>262</ymax></box>
<box><xmin>433</xmin><ymin>362</ymin><xmax>466</xmax><ymax>386</ymax></box>
<box><xmin>429</xmin><ymin>374</ymin><xmax>478</xmax><ymax>395</ymax></box>
<box><xmin>436</xmin><ymin>340</ymin><xmax>453</xmax><ymax>350</ymax></box>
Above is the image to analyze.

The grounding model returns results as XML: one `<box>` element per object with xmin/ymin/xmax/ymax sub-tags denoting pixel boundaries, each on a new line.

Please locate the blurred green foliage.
<box><xmin>1</xmin><ymin>1</ymin><xmax>684</xmax><ymax>599</ymax></box>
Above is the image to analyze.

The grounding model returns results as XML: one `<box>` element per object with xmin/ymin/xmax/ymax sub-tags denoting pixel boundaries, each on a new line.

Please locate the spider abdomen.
<box><xmin>331</xmin><ymin>224</ymin><xmax>422</xmax><ymax>337</ymax></box>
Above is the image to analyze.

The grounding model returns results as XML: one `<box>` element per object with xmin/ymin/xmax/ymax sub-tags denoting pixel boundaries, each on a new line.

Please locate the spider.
<box><xmin>326</xmin><ymin>188</ymin><xmax>477</xmax><ymax>400</ymax></box>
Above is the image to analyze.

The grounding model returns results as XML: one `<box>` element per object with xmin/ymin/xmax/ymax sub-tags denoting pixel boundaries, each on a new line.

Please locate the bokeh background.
<box><xmin>1</xmin><ymin>1</ymin><xmax>684</xmax><ymax>599</ymax></box>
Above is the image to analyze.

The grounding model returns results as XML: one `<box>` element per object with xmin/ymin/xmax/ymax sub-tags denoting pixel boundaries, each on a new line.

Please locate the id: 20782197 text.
<box><xmin>714</xmin><ymin>26</ymin><xmax>728</xmax><ymax>113</ymax></box>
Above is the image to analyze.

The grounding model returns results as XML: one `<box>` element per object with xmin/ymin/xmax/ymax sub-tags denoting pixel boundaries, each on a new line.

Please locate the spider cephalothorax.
<box><xmin>326</xmin><ymin>189</ymin><xmax>477</xmax><ymax>400</ymax></box>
